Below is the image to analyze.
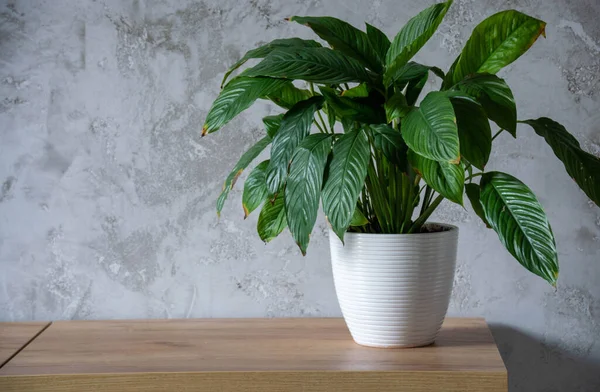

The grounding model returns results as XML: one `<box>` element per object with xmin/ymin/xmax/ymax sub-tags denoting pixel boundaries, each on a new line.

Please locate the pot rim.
<box><xmin>338</xmin><ymin>222</ymin><xmax>459</xmax><ymax>238</ymax></box>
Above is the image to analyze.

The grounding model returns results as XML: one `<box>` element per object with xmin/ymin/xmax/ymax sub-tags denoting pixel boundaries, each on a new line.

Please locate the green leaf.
<box><xmin>402</xmin><ymin>91</ymin><xmax>460</xmax><ymax>163</ymax></box>
<box><xmin>442</xmin><ymin>54</ymin><xmax>461</xmax><ymax>90</ymax></box>
<box><xmin>217</xmin><ymin>137</ymin><xmax>271</xmax><ymax>215</ymax></box>
<box><xmin>454</xmin><ymin>73</ymin><xmax>517</xmax><ymax>137</ymax></box>
<box><xmin>221</xmin><ymin>38</ymin><xmax>322</xmax><ymax>88</ymax></box>
<box><xmin>319</xmin><ymin>86</ymin><xmax>385</xmax><ymax>124</ymax></box>
<box><xmin>322</xmin><ymin>129</ymin><xmax>371</xmax><ymax>241</ymax></box>
<box><xmin>288</xmin><ymin>16</ymin><xmax>383</xmax><ymax>72</ymax></box>
<box><xmin>448</xmin><ymin>10</ymin><xmax>546</xmax><ymax>86</ymax></box>
<box><xmin>266</xmin><ymin>96</ymin><xmax>324</xmax><ymax>195</ymax></box>
<box><xmin>341</xmin><ymin>83</ymin><xmax>369</xmax><ymax>98</ymax></box>
<box><xmin>325</xmin><ymin>102</ymin><xmax>337</xmax><ymax>130</ymax></box>
<box><xmin>480</xmin><ymin>171</ymin><xmax>558</xmax><ymax>284</ymax></box>
<box><xmin>285</xmin><ymin>134</ymin><xmax>333</xmax><ymax>254</ymax></box>
<box><xmin>465</xmin><ymin>160</ymin><xmax>473</xmax><ymax>179</ymax></box>
<box><xmin>265</xmin><ymin>82</ymin><xmax>312</xmax><ymax>109</ymax></box>
<box><xmin>242</xmin><ymin>47</ymin><xmax>374</xmax><ymax>85</ymax></box>
<box><xmin>430</xmin><ymin>66</ymin><xmax>445</xmax><ymax>80</ymax></box>
<box><xmin>257</xmin><ymin>195</ymin><xmax>287</xmax><ymax>243</ymax></box>
<box><xmin>408</xmin><ymin>150</ymin><xmax>464</xmax><ymax>204</ymax></box>
<box><xmin>522</xmin><ymin>118</ymin><xmax>600</xmax><ymax>207</ymax></box>
<box><xmin>366</xmin><ymin>23</ymin><xmax>391</xmax><ymax>65</ymax></box>
<box><xmin>384</xmin><ymin>1</ymin><xmax>453</xmax><ymax>86</ymax></box>
<box><xmin>203</xmin><ymin>77</ymin><xmax>288</xmax><ymax>135</ymax></box>
<box><xmin>341</xmin><ymin>117</ymin><xmax>355</xmax><ymax>133</ymax></box>
<box><xmin>386</xmin><ymin>62</ymin><xmax>444</xmax><ymax>105</ymax></box>
<box><xmin>385</xmin><ymin>92</ymin><xmax>411</xmax><ymax>122</ymax></box>
<box><xmin>262</xmin><ymin>114</ymin><xmax>284</xmax><ymax>138</ymax></box>
<box><xmin>242</xmin><ymin>160</ymin><xmax>270</xmax><ymax>218</ymax></box>
<box><xmin>451</xmin><ymin>97</ymin><xmax>492</xmax><ymax>170</ymax></box>
<box><xmin>405</xmin><ymin>71</ymin><xmax>428</xmax><ymax>106</ymax></box>
<box><xmin>350</xmin><ymin>207</ymin><xmax>369</xmax><ymax>226</ymax></box>
<box><xmin>391</xmin><ymin>62</ymin><xmax>442</xmax><ymax>87</ymax></box>
<box><xmin>465</xmin><ymin>183</ymin><xmax>491</xmax><ymax>228</ymax></box>
<box><xmin>371</xmin><ymin>124</ymin><xmax>407</xmax><ymax>167</ymax></box>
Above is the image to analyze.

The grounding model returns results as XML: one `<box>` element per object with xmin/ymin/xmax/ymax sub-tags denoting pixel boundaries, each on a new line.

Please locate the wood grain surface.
<box><xmin>0</xmin><ymin>322</ymin><xmax>50</xmax><ymax>368</ymax></box>
<box><xmin>0</xmin><ymin>318</ymin><xmax>507</xmax><ymax>391</ymax></box>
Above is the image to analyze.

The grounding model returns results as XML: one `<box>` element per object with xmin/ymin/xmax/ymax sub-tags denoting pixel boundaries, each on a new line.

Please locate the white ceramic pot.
<box><xmin>329</xmin><ymin>223</ymin><xmax>458</xmax><ymax>348</ymax></box>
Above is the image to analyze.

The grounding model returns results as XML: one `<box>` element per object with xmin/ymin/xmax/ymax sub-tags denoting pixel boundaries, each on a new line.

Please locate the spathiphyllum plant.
<box><xmin>202</xmin><ymin>0</ymin><xmax>600</xmax><ymax>285</ymax></box>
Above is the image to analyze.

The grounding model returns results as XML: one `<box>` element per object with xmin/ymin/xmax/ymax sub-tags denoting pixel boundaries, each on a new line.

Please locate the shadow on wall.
<box><xmin>489</xmin><ymin>324</ymin><xmax>600</xmax><ymax>392</ymax></box>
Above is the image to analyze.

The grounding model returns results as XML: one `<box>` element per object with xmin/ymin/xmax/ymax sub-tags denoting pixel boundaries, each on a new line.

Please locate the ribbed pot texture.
<box><xmin>329</xmin><ymin>224</ymin><xmax>458</xmax><ymax>348</ymax></box>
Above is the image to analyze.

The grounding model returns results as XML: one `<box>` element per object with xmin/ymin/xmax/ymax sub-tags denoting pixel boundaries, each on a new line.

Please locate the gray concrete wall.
<box><xmin>1</xmin><ymin>0</ymin><xmax>599</xmax><ymax>390</ymax></box>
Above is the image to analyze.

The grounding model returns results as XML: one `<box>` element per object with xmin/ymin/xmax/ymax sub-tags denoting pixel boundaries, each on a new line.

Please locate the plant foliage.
<box><xmin>202</xmin><ymin>1</ymin><xmax>600</xmax><ymax>285</ymax></box>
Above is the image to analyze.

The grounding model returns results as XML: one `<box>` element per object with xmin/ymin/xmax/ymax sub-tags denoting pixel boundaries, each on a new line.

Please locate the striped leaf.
<box><xmin>451</xmin><ymin>97</ymin><xmax>492</xmax><ymax>170</ymax></box>
<box><xmin>405</xmin><ymin>70</ymin><xmax>429</xmax><ymax>106</ymax></box>
<box><xmin>440</xmin><ymin>55</ymin><xmax>461</xmax><ymax>92</ymax></box>
<box><xmin>408</xmin><ymin>150</ymin><xmax>464</xmax><ymax>204</ymax></box>
<box><xmin>242</xmin><ymin>160</ymin><xmax>270</xmax><ymax>218</ymax></box>
<box><xmin>385</xmin><ymin>92</ymin><xmax>410</xmax><ymax>122</ymax></box>
<box><xmin>322</xmin><ymin>129</ymin><xmax>371</xmax><ymax>241</ymax></box>
<box><xmin>480</xmin><ymin>171</ymin><xmax>558</xmax><ymax>284</ymax></box>
<box><xmin>203</xmin><ymin>77</ymin><xmax>288</xmax><ymax>135</ymax></box>
<box><xmin>242</xmin><ymin>47</ymin><xmax>373</xmax><ymax>85</ymax></box>
<box><xmin>288</xmin><ymin>16</ymin><xmax>383</xmax><ymax>72</ymax></box>
<box><xmin>265</xmin><ymin>82</ymin><xmax>312</xmax><ymax>109</ymax></box>
<box><xmin>350</xmin><ymin>207</ymin><xmax>369</xmax><ymax>226</ymax></box>
<box><xmin>217</xmin><ymin>137</ymin><xmax>271</xmax><ymax>215</ymax></box>
<box><xmin>341</xmin><ymin>83</ymin><xmax>369</xmax><ymax>98</ymax></box>
<box><xmin>325</xmin><ymin>102</ymin><xmax>337</xmax><ymax>130</ymax></box>
<box><xmin>285</xmin><ymin>134</ymin><xmax>333</xmax><ymax>254</ymax></box>
<box><xmin>402</xmin><ymin>91</ymin><xmax>460</xmax><ymax>163</ymax></box>
<box><xmin>384</xmin><ymin>1</ymin><xmax>452</xmax><ymax>86</ymax></box>
<box><xmin>221</xmin><ymin>38</ymin><xmax>322</xmax><ymax>87</ymax></box>
<box><xmin>454</xmin><ymin>73</ymin><xmax>517</xmax><ymax>137</ymax></box>
<box><xmin>266</xmin><ymin>96</ymin><xmax>324</xmax><ymax>195</ymax></box>
<box><xmin>320</xmin><ymin>86</ymin><xmax>385</xmax><ymax>124</ymax></box>
<box><xmin>262</xmin><ymin>114</ymin><xmax>284</xmax><ymax>138</ymax></box>
<box><xmin>523</xmin><ymin>118</ymin><xmax>600</xmax><ymax>207</ymax></box>
<box><xmin>365</xmin><ymin>23</ymin><xmax>391</xmax><ymax>65</ymax></box>
<box><xmin>465</xmin><ymin>183</ymin><xmax>491</xmax><ymax>228</ymax></box>
<box><xmin>341</xmin><ymin>117</ymin><xmax>355</xmax><ymax>133</ymax></box>
<box><xmin>447</xmin><ymin>10</ymin><xmax>546</xmax><ymax>86</ymax></box>
<box><xmin>390</xmin><ymin>62</ymin><xmax>444</xmax><ymax>90</ymax></box>
<box><xmin>371</xmin><ymin>124</ymin><xmax>407</xmax><ymax>167</ymax></box>
<box><xmin>257</xmin><ymin>195</ymin><xmax>287</xmax><ymax>243</ymax></box>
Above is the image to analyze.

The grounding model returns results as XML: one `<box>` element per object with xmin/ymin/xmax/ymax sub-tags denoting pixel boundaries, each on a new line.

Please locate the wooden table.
<box><xmin>0</xmin><ymin>322</ymin><xmax>51</xmax><ymax>368</ymax></box>
<box><xmin>0</xmin><ymin>318</ymin><xmax>507</xmax><ymax>391</ymax></box>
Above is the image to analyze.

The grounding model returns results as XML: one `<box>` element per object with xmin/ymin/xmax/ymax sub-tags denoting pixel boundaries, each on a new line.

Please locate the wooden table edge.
<box><xmin>0</xmin><ymin>369</ymin><xmax>508</xmax><ymax>392</ymax></box>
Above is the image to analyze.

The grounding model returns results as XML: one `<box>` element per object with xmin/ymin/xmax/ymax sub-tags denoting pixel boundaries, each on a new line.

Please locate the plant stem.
<box><xmin>373</xmin><ymin>86</ymin><xmax>386</xmax><ymax>97</ymax></box>
<box><xmin>420</xmin><ymin>185</ymin><xmax>433</xmax><ymax>216</ymax></box>
<box><xmin>413</xmin><ymin>174</ymin><xmax>421</xmax><ymax>187</ymax></box>
<box><xmin>409</xmin><ymin>195</ymin><xmax>444</xmax><ymax>233</ymax></box>
<box><xmin>401</xmin><ymin>174</ymin><xmax>416</xmax><ymax>232</ymax></box>
<box><xmin>310</xmin><ymin>82</ymin><xmax>335</xmax><ymax>134</ymax></box>
<box><xmin>491</xmin><ymin>129</ymin><xmax>503</xmax><ymax>142</ymax></box>
<box><xmin>465</xmin><ymin>172</ymin><xmax>483</xmax><ymax>181</ymax></box>
<box><xmin>316</xmin><ymin>111</ymin><xmax>331</xmax><ymax>134</ymax></box>
<box><xmin>313</xmin><ymin>120</ymin><xmax>326</xmax><ymax>134</ymax></box>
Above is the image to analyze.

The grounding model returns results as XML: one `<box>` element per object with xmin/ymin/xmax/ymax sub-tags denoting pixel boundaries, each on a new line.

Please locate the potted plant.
<box><xmin>202</xmin><ymin>0</ymin><xmax>600</xmax><ymax>347</ymax></box>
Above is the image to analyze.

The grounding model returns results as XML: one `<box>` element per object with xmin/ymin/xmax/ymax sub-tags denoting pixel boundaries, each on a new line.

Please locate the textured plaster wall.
<box><xmin>0</xmin><ymin>0</ymin><xmax>599</xmax><ymax>390</ymax></box>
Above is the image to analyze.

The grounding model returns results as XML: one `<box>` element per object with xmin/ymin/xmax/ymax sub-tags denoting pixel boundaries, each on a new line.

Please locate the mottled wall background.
<box><xmin>0</xmin><ymin>0</ymin><xmax>599</xmax><ymax>390</ymax></box>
